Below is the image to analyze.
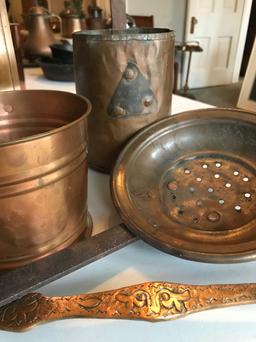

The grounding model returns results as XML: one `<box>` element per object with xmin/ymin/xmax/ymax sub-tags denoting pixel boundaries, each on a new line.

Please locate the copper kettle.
<box><xmin>23</xmin><ymin>6</ymin><xmax>59</xmax><ymax>61</ymax></box>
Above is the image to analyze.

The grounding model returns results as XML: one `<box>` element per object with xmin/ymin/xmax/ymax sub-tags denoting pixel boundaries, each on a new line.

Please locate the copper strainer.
<box><xmin>112</xmin><ymin>108</ymin><xmax>256</xmax><ymax>263</ymax></box>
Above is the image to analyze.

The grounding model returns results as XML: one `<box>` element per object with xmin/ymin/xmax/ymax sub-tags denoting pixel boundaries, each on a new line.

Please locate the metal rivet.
<box><xmin>234</xmin><ymin>205</ymin><xmax>241</xmax><ymax>211</ymax></box>
<box><xmin>196</xmin><ymin>177</ymin><xmax>202</xmax><ymax>182</ymax></box>
<box><xmin>219</xmin><ymin>199</ymin><xmax>225</xmax><ymax>205</ymax></box>
<box><xmin>214</xmin><ymin>174</ymin><xmax>220</xmax><ymax>179</ymax></box>
<box><xmin>243</xmin><ymin>177</ymin><xmax>249</xmax><ymax>182</ymax></box>
<box><xmin>225</xmin><ymin>183</ymin><xmax>231</xmax><ymax>188</ymax></box>
<box><xmin>113</xmin><ymin>106</ymin><xmax>126</xmax><ymax>117</ymax></box>
<box><xmin>207</xmin><ymin>211</ymin><xmax>220</xmax><ymax>222</ymax></box>
<box><xmin>215</xmin><ymin>162</ymin><xmax>222</xmax><ymax>168</ymax></box>
<box><xmin>233</xmin><ymin>171</ymin><xmax>239</xmax><ymax>176</ymax></box>
<box><xmin>184</xmin><ymin>168</ymin><xmax>191</xmax><ymax>174</ymax></box>
<box><xmin>208</xmin><ymin>187</ymin><xmax>214</xmax><ymax>193</ymax></box>
<box><xmin>3</xmin><ymin>104</ymin><xmax>13</xmax><ymax>112</ymax></box>
<box><xmin>143</xmin><ymin>97</ymin><xmax>152</xmax><ymax>107</ymax></box>
<box><xmin>125</xmin><ymin>68</ymin><xmax>136</xmax><ymax>80</ymax></box>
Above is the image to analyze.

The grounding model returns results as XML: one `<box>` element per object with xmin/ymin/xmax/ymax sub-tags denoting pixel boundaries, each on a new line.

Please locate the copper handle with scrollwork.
<box><xmin>1</xmin><ymin>281</ymin><xmax>256</xmax><ymax>332</ymax></box>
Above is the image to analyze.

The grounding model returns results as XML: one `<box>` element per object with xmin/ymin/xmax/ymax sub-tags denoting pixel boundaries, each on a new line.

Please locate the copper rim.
<box><xmin>0</xmin><ymin>90</ymin><xmax>92</xmax><ymax>269</ymax></box>
<box><xmin>111</xmin><ymin>108</ymin><xmax>256</xmax><ymax>263</ymax></box>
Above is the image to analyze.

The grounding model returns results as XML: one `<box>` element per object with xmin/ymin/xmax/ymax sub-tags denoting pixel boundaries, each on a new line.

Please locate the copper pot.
<box><xmin>73</xmin><ymin>28</ymin><xmax>174</xmax><ymax>173</ymax></box>
<box><xmin>0</xmin><ymin>90</ymin><xmax>91</xmax><ymax>269</ymax></box>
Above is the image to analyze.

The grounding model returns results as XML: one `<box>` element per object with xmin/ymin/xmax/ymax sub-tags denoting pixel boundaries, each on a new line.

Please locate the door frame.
<box><xmin>232</xmin><ymin>0</ymin><xmax>252</xmax><ymax>82</ymax></box>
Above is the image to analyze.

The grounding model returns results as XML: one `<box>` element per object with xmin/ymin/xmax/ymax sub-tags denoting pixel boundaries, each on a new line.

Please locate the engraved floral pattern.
<box><xmin>0</xmin><ymin>293</ymin><xmax>53</xmax><ymax>331</ymax></box>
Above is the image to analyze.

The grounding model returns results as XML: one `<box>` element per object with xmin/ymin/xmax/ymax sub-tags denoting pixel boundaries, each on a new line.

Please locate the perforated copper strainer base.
<box><xmin>112</xmin><ymin>108</ymin><xmax>256</xmax><ymax>263</ymax></box>
<box><xmin>162</xmin><ymin>153</ymin><xmax>256</xmax><ymax>231</ymax></box>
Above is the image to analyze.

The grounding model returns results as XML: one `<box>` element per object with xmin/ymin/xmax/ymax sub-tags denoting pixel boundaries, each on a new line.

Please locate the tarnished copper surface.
<box><xmin>0</xmin><ymin>90</ymin><xmax>91</xmax><ymax>269</ymax></box>
<box><xmin>73</xmin><ymin>28</ymin><xmax>175</xmax><ymax>173</ymax></box>
<box><xmin>111</xmin><ymin>108</ymin><xmax>256</xmax><ymax>263</ymax></box>
<box><xmin>1</xmin><ymin>281</ymin><xmax>256</xmax><ymax>331</ymax></box>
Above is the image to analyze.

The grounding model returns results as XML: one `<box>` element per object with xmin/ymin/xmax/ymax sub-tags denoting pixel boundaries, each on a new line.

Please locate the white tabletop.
<box><xmin>2</xmin><ymin>69</ymin><xmax>256</xmax><ymax>342</ymax></box>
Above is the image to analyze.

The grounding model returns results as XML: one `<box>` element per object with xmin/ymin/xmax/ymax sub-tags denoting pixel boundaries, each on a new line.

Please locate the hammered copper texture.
<box><xmin>73</xmin><ymin>28</ymin><xmax>175</xmax><ymax>173</ymax></box>
<box><xmin>0</xmin><ymin>90</ymin><xmax>91</xmax><ymax>269</ymax></box>
<box><xmin>1</xmin><ymin>281</ymin><xmax>256</xmax><ymax>331</ymax></box>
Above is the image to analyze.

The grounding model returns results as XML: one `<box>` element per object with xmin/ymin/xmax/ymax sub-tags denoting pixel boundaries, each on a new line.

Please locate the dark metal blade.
<box><xmin>0</xmin><ymin>224</ymin><xmax>137</xmax><ymax>307</ymax></box>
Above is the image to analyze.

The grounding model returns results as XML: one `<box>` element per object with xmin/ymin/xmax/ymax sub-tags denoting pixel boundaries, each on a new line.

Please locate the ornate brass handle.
<box><xmin>1</xmin><ymin>281</ymin><xmax>256</xmax><ymax>332</ymax></box>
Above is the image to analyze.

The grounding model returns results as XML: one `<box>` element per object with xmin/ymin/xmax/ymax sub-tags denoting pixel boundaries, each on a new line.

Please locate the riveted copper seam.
<box><xmin>74</xmin><ymin>28</ymin><xmax>175</xmax><ymax>173</ymax></box>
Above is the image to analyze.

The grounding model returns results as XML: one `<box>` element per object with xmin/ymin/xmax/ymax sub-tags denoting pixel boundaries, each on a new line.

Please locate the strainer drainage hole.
<box><xmin>244</xmin><ymin>193</ymin><xmax>251</xmax><ymax>198</ymax></box>
<box><xmin>193</xmin><ymin>217</ymin><xmax>199</xmax><ymax>223</ymax></box>
<box><xmin>214</xmin><ymin>174</ymin><xmax>220</xmax><ymax>179</ymax></box>
<box><xmin>178</xmin><ymin>209</ymin><xmax>184</xmax><ymax>215</ymax></box>
<box><xmin>171</xmin><ymin>194</ymin><xmax>176</xmax><ymax>200</ymax></box>
<box><xmin>219</xmin><ymin>199</ymin><xmax>225</xmax><ymax>205</ymax></box>
<box><xmin>184</xmin><ymin>168</ymin><xmax>191</xmax><ymax>174</ymax></box>
<box><xmin>202</xmin><ymin>164</ymin><xmax>208</xmax><ymax>169</ymax></box>
<box><xmin>234</xmin><ymin>205</ymin><xmax>241</xmax><ymax>212</ymax></box>
<box><xmin>196</xmin><ymin>177</ymin><xmax>202</xmax><ymax>182</ymax></box>
<box><xmin>225</xmin><ymin>183</ymin><xmax>231</xmax><ymax>188</ymax></box>
<box><xmin>233</xmin><ymin>171</ymin><xmax>239</xmax><ymax>176</ymax></box>
<box><xmin>208</xmin><ymin>187</ymin><xmax>214</xmax><ymax>193</ymax></box>
<box><xmin>215</xmin><ymin>162</ymin><xmax>222</xmax><ymax>168</ymax></box>
<box><xmin>207</xmin><ymin>211</ymin><xmax>220</xmax><ymax>222</ymax></box>
<box><xmin>243</xmin><ymin>177</ymin><xmax>249</xmax><ymax>182</ymax></box>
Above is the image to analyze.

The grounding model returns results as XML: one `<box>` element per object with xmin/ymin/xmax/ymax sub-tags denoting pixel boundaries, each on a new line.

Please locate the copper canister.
<box><xmin>0</xmin><ymin>90</ymin><xmax>91</xmax><ymax>269</ymax></box>
<box><xmin>73</xmin><ymin>28</ymin><xmax>175</xmax><ymax>173</ymax></box>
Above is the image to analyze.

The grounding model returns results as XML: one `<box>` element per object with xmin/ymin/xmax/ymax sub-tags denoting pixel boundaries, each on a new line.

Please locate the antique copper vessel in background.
<box><xmin>73</xmin><ymin>28</ymin><xmax>175</xmax><ymax>173</ymax></box>
<box><xmin>60</xmin><ymin>5</ymin><xmax>86</xmax><ymax>38</ymax></box>
<box><xmin>86</xmin><ymin>5</ymin><xmax>106</xmax><ymax>30</ymax></box>
<box><xmin>22</xmin><ymin>6</ymin><xmax>59</xmax><ymax>61</ymax></box>
<box><xmin>0</xmin><ymin>90</ymin><xmax>91</xmax><ymax>269</ymax></box>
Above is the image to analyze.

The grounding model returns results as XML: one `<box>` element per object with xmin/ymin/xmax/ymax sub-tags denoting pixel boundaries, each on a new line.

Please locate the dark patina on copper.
<box><xmin>73</xmin><ymin>28</ymin><xmax>175</xmax><ymax>173</ymax></box>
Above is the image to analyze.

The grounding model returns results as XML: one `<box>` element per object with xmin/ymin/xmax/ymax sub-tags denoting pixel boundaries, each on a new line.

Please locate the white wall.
<box><xmin>126</xmin><ymin>0</ymin><xmax>186</xmax><ymax>42</ymax></box>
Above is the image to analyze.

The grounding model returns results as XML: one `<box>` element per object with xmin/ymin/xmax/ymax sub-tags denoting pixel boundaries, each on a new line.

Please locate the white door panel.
<box><xmin>185</xmin><ymin>0</ymin><xmax>245</xmax><ymax>88</ymax></box>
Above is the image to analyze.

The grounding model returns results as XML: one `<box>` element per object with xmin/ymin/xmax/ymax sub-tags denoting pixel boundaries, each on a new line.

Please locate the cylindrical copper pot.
<box><xmin>73</xmin><ymin>28</ymin><xmax>175</xmax><ymax>173</ymax></box>
<box><xmin>0</xmin><ymin>90</ymin><xmax>91</xmax><ymax>269</ymax></box>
